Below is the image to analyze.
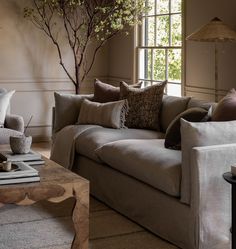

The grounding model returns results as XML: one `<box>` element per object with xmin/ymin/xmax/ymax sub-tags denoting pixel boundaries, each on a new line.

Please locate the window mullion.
<box><xmin>151</xmin><ymin>48</ymin><xmax>154</xmax><ymax>85</ymax></box>
<box><xmin>169</xmin><ymin>0</ymin><xmax>172</xmax><ymax>46</ymax></box>
<box><xmin>154</xmin><ymin>0</ymin><xmax>157</xmax><ymax>46</ymax></box>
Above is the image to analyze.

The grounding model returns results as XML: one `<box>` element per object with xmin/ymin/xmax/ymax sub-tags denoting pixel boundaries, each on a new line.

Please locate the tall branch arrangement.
<box><xmin>24</xmin><ymin>0</ymin><xmax>147</xmax><ymax>94</ymax></box>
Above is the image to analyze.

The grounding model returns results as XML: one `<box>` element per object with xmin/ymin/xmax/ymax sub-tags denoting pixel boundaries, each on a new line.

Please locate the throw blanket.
<box><xmin>50</xmin><ymin>125</ymin><xmax>99</xmax><ymax>169</ymax></box>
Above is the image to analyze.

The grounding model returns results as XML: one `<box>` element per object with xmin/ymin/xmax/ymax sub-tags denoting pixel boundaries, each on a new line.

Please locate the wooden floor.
<box><xmin>31</xmin><ymin>142</ymin><xmax>178</xmax><ymax>249</ymax></box>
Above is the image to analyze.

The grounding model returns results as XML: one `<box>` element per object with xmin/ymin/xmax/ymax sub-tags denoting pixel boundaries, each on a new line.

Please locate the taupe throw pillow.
<box><xmin>120</xmin><ymin>81</ymin><xmax>167</xmax><ymax>130</ymax></box>
<box><xmin>94</xmin><ymin>79</ymin><xmax>142</xmax><ymax>103</ymax></box>
<box><xmin>94</xmin><ymin>79</ymin><xmax>120</xmax><ymax>103</ymax></box>
<box><xmin>165</xmin><ymin>107</ymin><xmax>208</xmax><ymax>150</ymax></box>
<box><xmin>78</xmin><ymin>99</ymin><xmax>128</xmax><ymax>129</ymax></box>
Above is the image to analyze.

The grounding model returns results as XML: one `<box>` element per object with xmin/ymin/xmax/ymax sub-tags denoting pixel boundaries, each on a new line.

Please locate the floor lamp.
<box><xmin>186</xmin><ymin>17</ymin><xmax>236</xmax><ymax>101</ymax></box>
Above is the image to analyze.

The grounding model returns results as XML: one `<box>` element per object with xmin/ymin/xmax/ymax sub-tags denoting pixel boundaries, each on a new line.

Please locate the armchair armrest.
<box><xmin>5</xmin><ymin>114</ymin><xmax>24</xmax><ymax>133</ymax></box>
<box><xmin>191</xmin><ymin>144</ymin><xmax>236</xmax><ymax>249</ymax></box>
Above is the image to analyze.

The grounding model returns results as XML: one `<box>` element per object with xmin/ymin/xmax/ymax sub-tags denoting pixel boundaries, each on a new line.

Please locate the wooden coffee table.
<box><xmin>0</xmin><ymin>155</ymin><xmax>89</xmax><ymax>249</ymax></box>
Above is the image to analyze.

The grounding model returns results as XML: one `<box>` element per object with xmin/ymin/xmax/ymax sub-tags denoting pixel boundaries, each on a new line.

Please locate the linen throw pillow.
<box><xmin>180</xmin><ymin>119</ymin><xmax>236</xmax><ymax>204</ymax></box>
<box><xmin>0</xmin><ymin>90</ymin><xmax>15</xmax><ymax>127</ymax></box>
<box><xmin>94</xmin><ymin>79</ymin><xmax>142</xmax><ymax>103</ymax></box>
<box><xmin>54</xmin><ymin>92</ymin><xmax>94</xmax><ymax>132</ymax></box>
<box><xmin>164</xmin><ymin>107</ymin><xmax>208</xmax><ymax>150</ymax></box>
<box><xmin>211</xmin><ymin>88</ymin><xmax>236</xmax><ymax>121</ymax></box>
<box><xmin>78</xmin><ymin>99</ymin><xmax>128</xmax><ymax>129</ymax></box>
<box><xmin>120</xmin><ymin>81</ymin><xmax>167</xmax><ymax>130</ymax></box>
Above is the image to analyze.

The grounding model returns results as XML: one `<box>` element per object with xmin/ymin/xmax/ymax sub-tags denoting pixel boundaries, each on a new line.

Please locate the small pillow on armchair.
<box><xmin>0</xmin><ymin>90</ymin><xmax>15</xmax><ymax>128</ymax></box>
<box><xmin>78</xmin><ymin>99</ymin><xmax>128</xmax><ymax>129</ymax></box>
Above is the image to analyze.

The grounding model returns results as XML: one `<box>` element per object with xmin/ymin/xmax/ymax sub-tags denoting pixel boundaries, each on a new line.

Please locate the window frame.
<box><xmin>135</xmin><ymin>0</ymin><xmax>184</xmax><ymax>96</ymax></box>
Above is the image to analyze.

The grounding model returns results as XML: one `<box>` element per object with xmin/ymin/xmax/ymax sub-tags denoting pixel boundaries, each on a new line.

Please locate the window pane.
<box><xmin>153</xmin><ymin>49</ymin><xmax>166</xmax><ymax>81</ymax></box>
<box><xmin>143</xmin><ymin>81</ymin><xmax>152</xmax><ymax>87</ymax></box>
<box><xmin>167</xmin><ymin>83</ymin><xmax>181</xmax><ymax>96</ymax></box>
<box><xmin>139</xmin><ymin>49</ymin><xmax>152</xmax><ymax>80</ymax></box>
<box><xmin>171</xmin><ymin>14</ymin><xmax>182</xmax><ymax>46</ymax></box>
<box><xmin>146</xmin><ymin>0</ymin><xmax>155</xmax><ymax>15</ymax></box>
<box><xmin>156</xmin><ymin>0</ymin><xmax>169</xmax><ymax>14</ymax></box>
<box><xmin>168</xmin><ymin>49</ymin><xmax>181</xmax><ymax>82</ymax></box>
<box><xmin>143</xmin><ymin>17</ymin><xmax>155</xmax><ymax>46</ymax></box>
<box><xmin>138</xmin><ymin>49</ymin><xmax>145</xmax><ymax>79</ymax></box>
<box><xmin>156</xmin><ymin>15</ymin><xmax>169</xmax><ymax>46</ymax></box>
<box><xmin>171</xmin><ymin>0</ymin><xmax>181</xmax><ymax>13</ymax></box>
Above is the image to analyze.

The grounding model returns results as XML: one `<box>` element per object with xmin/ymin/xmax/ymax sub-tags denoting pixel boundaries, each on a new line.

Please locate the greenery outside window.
<box><xmin>137</xmin><ymin>0</ymin><xmax>183</xmax><ymax>96</ymax></box>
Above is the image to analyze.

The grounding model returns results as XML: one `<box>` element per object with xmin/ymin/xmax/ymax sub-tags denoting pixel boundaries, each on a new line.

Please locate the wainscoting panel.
<box><xmin>0</xmin><ymin>77</ymin><xmax>100</xmax><ymax>142</ymax></box>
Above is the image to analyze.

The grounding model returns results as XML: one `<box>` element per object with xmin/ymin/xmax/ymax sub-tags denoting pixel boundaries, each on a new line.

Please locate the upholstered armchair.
<box><xmin>0</xmin><ymin>89</ymin><xmax>24</xmax><ymax>144</ymax></box>
<box><xmin>0</xmin><ymin>114</ymin><xmax>24</xmax><ymax>144</ymax></box>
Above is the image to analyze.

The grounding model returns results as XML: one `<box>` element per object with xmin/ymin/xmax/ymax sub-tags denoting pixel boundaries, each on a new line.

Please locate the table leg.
<box><xmin>232</xmin><ymin>185</ymin><xmax>236</xmax><ymax>249</ymax></box>
<box><xmin>71</xmin><ymin>188</ymin><xmax>89</xmax><ymax>249</ymax></box>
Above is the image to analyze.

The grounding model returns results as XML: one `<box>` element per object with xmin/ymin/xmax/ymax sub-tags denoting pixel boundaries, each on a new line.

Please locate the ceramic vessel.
<box><xmin>10</xmin><ymin>135</ymin><xmax>32</xmax><ymax>154</ymax></box>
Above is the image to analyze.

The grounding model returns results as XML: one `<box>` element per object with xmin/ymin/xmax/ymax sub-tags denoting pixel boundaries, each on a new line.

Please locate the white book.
<box><xmin>0</xmin><ymin>150</ymin><xmax>42</xmax><ymax>162</ymax></box>
<box><xmin>0</xmin><ymin>162</ymin><xmax>39</xmax><ymax>179</ymax></box>
<box><xmin>27</xmin><ymin>160</ymin><xmax>45</xmax><ymax>166</ymax></box>
<box><xmin>0</xmin><ymin>176</ymin><xmax>40</xmax><ymax>185</ymax></box>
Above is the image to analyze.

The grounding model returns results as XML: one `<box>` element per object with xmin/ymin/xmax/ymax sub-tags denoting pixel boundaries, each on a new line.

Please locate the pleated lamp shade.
<box><xmin>186</xmin><ymin>17</ymin><xmax>236</xmax><ymax>42</ymax></box>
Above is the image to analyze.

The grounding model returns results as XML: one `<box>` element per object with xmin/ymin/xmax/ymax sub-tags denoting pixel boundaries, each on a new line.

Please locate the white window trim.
<box><xmin>134</xmin><ymin>0</ymin><xmax>185</xmax><ymax>96</ymax></box>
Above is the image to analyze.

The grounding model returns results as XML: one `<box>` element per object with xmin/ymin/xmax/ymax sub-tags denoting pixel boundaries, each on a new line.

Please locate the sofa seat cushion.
<box><xmin>95</xmin><ymin>139</ymin><xmax>181</xmax><ymax>197</ymax></box>
<box><xmin>75</xmin><ymin>127</ymin><xmax>164</xmax><ymax>163</ymax></box>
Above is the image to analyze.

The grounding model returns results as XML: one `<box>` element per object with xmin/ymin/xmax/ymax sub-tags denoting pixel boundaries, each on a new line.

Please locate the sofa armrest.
<box><xmin>190</xmin><ymin>144</ymin><xmax>235</xmax><ymax>249</ymax></box>
<box><xmin>5</xmin><ymin>114</ymin><xmax>24</xmax><ymax>133</ymax></box>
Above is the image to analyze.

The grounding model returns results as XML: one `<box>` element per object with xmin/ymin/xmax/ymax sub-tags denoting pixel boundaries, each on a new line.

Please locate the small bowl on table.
<box><xmin>10</xmin><ymin>135</ymin><xmax>32</xmax><ymax>154</ymax></box>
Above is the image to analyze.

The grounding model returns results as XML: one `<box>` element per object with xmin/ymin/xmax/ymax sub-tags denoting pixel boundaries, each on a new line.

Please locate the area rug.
<box><xmin>0</xmin><ymin>197</ymin><xmax>178</xmax><ymax>249</ymax></box>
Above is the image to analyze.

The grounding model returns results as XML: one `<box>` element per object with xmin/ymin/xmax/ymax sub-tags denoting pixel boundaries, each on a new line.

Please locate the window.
<box><xmin>137</xmin><ymin>0</ymin><xmax>183</xmax><ymax>96</ymax></box>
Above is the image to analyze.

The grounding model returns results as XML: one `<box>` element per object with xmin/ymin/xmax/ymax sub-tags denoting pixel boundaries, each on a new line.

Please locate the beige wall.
<box><xmin>0</xmin><ymin>0</ymin><xmax>108</xmax><ymax>141</ymax></box>
<box><xmin>185</xmin><ymin>0</ymin><xmax>236</xmax><ymax>101</ymax></box>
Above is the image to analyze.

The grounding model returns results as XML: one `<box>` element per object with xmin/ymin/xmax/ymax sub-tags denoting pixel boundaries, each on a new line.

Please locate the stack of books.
<box><xmin>0</xmin><ymin>161</ymin><xmax>40</xmax><ymax>185</ymax></box>
<box><xmin>0</xmin><ymin>150</ymin><xmax>45</xmax><ymax>166</ymax></box>
<box><xmin>0</xmin><ymin>150</ymin><xmax>44</xmax><ymax>185</ymax></box>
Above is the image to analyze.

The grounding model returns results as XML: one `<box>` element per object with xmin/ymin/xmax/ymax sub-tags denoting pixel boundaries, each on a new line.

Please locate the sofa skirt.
<box><xmin>73</xmin><ymin>155</ymin><xmax>196</xmax><ymax>249</ymax></box>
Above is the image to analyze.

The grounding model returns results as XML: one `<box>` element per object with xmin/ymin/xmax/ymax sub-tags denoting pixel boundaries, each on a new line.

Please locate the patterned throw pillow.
<box><xmin>120</xmin><ymin>81</ymin><xmax>167</xmax><ymax>130</ymax></box>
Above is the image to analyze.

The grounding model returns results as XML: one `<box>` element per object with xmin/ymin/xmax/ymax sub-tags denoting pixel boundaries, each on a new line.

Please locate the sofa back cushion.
<box><xmin>54</xmin><ymin>92</ymin><xmax>94</xmax><ymax>133</ymax></box>
<box><xmin>181</xmin><ymin>119</ymin><xmax>236</xmax><ymax>204</ymax></box>
<box><xmin>161</xmin><ymin>95</ymin><xmax>191</xmax><ymax>132</ymax></box>
<box><xmin>187</xmin><ymin>98</ymin><xmax>215</xmax><ymax>110</ymax></box>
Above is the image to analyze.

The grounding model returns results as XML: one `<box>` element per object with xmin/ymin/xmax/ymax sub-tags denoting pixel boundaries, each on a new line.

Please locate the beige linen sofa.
<box><xmin>51</xmin><ymin>94</ymin><xmax>233</xmax><ymax>249</ymax></box>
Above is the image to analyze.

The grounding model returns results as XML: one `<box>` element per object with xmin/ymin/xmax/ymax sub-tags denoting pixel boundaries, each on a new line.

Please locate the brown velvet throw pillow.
<box><xmin>120</xmin><ymin>81</ymin><xmax>167</xmax><ymax>130</ymax></box>
<box><xmin>94</xmin><ymin>79</ymin><xmax>120</xmax><ymax>103</ymax></box>
<box><xmin>165</xmin><ymin>107</ymin><xmax>208</xmax><ymax>150</ymax></box>
<box><xmin>211</xmin><ymin>88</ymin><xmax>236</xmax><ymax>121</ymax></box>
<box><xmin>94</xmin><ymin>79</ymin><xmax>142</xmax><ymax>103</ymax></box>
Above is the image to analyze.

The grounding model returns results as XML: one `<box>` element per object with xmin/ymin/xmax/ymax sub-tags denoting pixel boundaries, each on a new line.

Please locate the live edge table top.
<box><xmin>0</xmin><ymin>153</ymin><xmax>90</xmax><ymax>249</ymax></box>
